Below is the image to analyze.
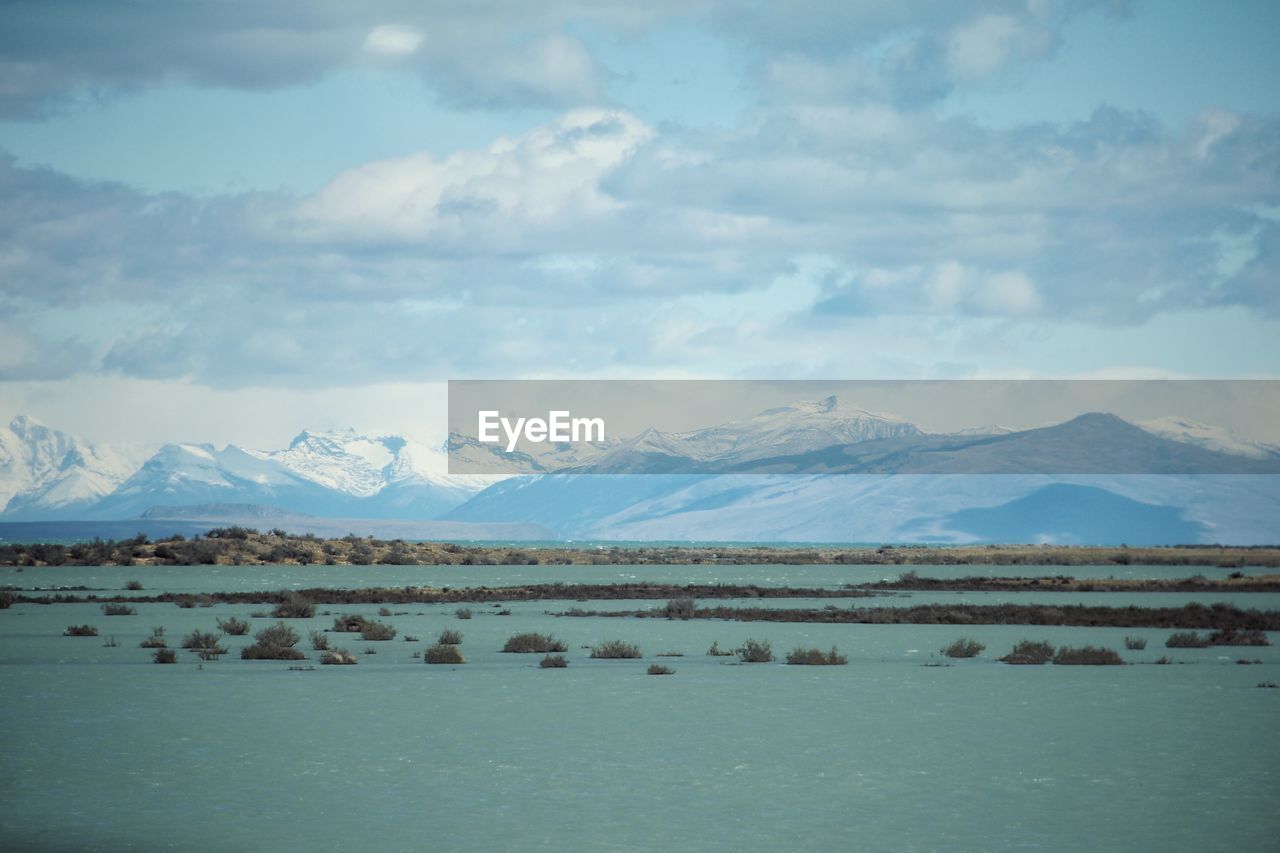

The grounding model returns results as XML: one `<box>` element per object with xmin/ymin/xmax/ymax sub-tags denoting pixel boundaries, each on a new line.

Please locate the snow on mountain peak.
<box><xmin>0</xmin><ymin>416</ymin><xmax>153</xmax><ymax>513</ymax></box>
<box><xmin>1138</xmin><ymin>417</ymin><xmax>1280</xmax><ymax>460</ymax></box>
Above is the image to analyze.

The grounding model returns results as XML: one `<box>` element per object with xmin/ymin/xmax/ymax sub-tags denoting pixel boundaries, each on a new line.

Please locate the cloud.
<box><xmin>719</xmin><ymin>0</ymin><xmax>1115</xmax><ymax>107</ymax></box>
<box><xmin>0</xmin><ymin>95</ymin><xmax>1276</xmax><ymax>387</ymax></box>
<box><xmin>363</xmin><ymin>25</ymin><xmax>423</xmax><ymax>56</ymax></box>
<box><xmin>0</xmin><ymin>1</ymin><xmax>648</xmax><ymax>117</ymax></box>
<box><xmin>287</xmin><ymin>109</ymin><xmax>654</xmax><ymax>246</ymax></box>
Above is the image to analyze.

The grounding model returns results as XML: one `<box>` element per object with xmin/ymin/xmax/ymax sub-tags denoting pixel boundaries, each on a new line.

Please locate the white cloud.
<box><xmin>946</xmin><ymin>14</ymin><xmax>1027</xmax><ymax>80</ymax></box>
<box><xmin>363</xmin><ymin>24</ymin><xmax>423</xmax><ymax>56</ymax></box>
<box><xmin>288</xmin><ymin>109</ymin><xmax>654</xmax><ymax>244</ymax></box>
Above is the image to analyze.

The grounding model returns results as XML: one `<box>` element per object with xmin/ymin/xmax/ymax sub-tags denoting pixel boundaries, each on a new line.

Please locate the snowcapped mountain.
<box><xmin>0</xmin><ymin>416</ymin><xmax>153</xmax><ymax>518</ymax></box>
<box><xmin>679</xmin><ymin>395</ymin><xmax>921</xmax><ymax>462</ymax></box>
<box><xmin>91</xmin><ymin>429</ymin><xmax>493</xmax><ymax>520</ymax></box>
<box><xmin>1138</xmin><ymin>416</ymin><xmax>1280</xmax><ymax>460</ymax></box>
<box><xmin>0</xmin><ymin>418</ymin><xmax>494</xmax><ymax>521</ymax></box>
<box><xmin>451</xmin><ymin>396</ymin><xmax>926</xmax><ymax>475</ymax></box>
<box><xmin>445</xmin><ymin>406</ymin><xmax>1280</xmax><ymax>544</ymax></box>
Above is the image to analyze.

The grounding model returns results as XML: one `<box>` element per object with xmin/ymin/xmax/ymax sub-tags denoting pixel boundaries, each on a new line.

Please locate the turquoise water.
<box><xmin>2</xmin><ymin>567</ymin><xmax>1278</xmax><ymax>851</ymax></box>
<box><xmin>3</xmin><ymin>561</ymin><xmax>1271</xmax><ymax>594</ymax></box>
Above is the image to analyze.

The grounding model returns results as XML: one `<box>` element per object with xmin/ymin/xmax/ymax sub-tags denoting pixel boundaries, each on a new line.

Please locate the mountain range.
<box><xmin>2</xmin><ymin>400</ymin><xmax>1278</xmax><ymax>544</ymax></box>
<box><xmin>0</xmin><ymin>418</ymin><xmax>491</xmax><ymax>522</ymax></box>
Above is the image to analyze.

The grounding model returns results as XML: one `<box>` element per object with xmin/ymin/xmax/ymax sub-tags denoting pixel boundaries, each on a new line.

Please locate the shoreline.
<box><xmin>2</xmin><ymin>529</ymin><xmax>1279</xmax><ymax>567</ymax></box>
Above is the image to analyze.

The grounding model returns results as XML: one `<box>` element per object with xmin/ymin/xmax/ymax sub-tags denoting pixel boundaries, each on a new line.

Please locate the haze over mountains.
<box><xmin>2</xmin><ymin>400</ymin><xmax>1278</xmax><ymax>544</ymax></box>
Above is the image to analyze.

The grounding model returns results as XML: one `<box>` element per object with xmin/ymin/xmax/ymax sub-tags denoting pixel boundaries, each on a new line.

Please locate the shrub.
<box><xmin>139</xmin><ymin>627</ymin><xmax>167</xmax><ymax>648</ymax></box>
<box><xmin>378</xmin><ymin>607</ymin><xmax>392</xmax><ymax>617</ymax></box>
<box><xmin>999</xmin><ymin>640</ymin><xmax>1054</xmax><ymax>665</ymax></box>
<box><xmin>320</xmin><ymin>648</ymin><xmax>358</xmax><ymax>665</ymax></box>
<box><xmin>1124</xmin><ymin>636</ymin><xmax>1147</xmax><ymax>650</ymax></box>
<box><xmin>64</xmin><ymin>625</ymin><xmax>98</xmax><ymax>636</ymax></box>
<box><xmin>1208</xmin><ymin>628</ymin><xmax>1271</xmax><ymax>646</ymax></box>
<box><xmin>332</xmin><ymin>614</ymin><xmax>371</xmax><ymax>633</ymax></box>
<box><xmin>539</xmin><ymin>654</ymin><xmax>568</xmax><ymax>668</ymax></box>
<box><xmin>126</xmin><ymin>580</ymin><xmax>143</xmax><ymax>590</ymax></box>
<box><xmin>101</xmin><ymin>603</ymin><xmax>136</xmax><ymax>616</ymax></box>
<box><xmin>591</xmin><ymin>640</ymin><xmax>642</xmax><ymax>659</ymax></box>
<box><xmin>0</xmin><ymin>590</ymin><xmax>12</xmax><ymax>609</ymax></box>
<box><xmin>437</xmin><ymin>629</ymin><xmax>463</xmax><ymax>645</ymax></box>
<box><xmin>707</xmin><ymin>641</ymin><xmax>733</xmax><ymax>656</ymax></box>
<box><xmin>181</xmin><ymin>630</ymin><xmax>227</xmax><ymax>656</ymax></box>
<box><xmin>272</xmin><ymin>593</ymin><xmax>315</xmax><ymax>619</ymax></box>
<box><xmin>1153</xmin><ymin>656</ymin><xmax>1173</xmax><ymax>665</ymax></box>
<box><xmin>664</xmin><ymin>597</ymin><xmax>696</xmax><ymax>620</ymax></box>
<box><xmin>647</xmin><ymin>664</ymin><xmax>675</xmax><ymax>675</ymax></box>
<box><xmin>786</xmin><ymin>646</ymin><xmax>847</xmax><ymax>665</ymax></box>
<box><xmin>241</xmin><ymin>622</ymin><xmax>305</xmax><ymax>660</ymax></box>
<box><xmin>455</xmin><ymin>608</ymin><xmax>473</xmax><ymax>620</ymax></box>
<box><xmin>1052</xmin><ymin>645</ymin><xmax>1124</xmax><ymax>665</ymax></box>
<box><xmin>102</xmin><ymin>636</ymin><xmax>118</xmax><ymax>647</ymax></box>
<box><xmin>153</xmin><ymin>648</ymin><xmax>177</xmax><ymax>663</ymax></box>
<box><xmin>1166</xmin><ymin>632</ymin><xmax>1211</xmax><ymax>648</ymax></box>
<box><xmin>217</xmin><ymin>616</ymin><xmax>251</xmax><ymax>635</ymax></box>
<box><xmin>425</xmin><ymin>644</ymin><xmax>465</xmax><ymax>664</ymax></box>
<box><xmin>309</xmin><ymin>630</ymin><xmax>330</xmax><ymax>650</ymax></box>
<box><xmin>502</xmin><ymin>633</ymin><xmax>567</xmax><ymax>653</ymax></box>
<box><xmin>359</xmin><ymin>621</ymin><xmax>397</xmax><ymax>641</ymax></box>
<box><xmin>736</xmin><ymin>639</ymin><xmax>774</xmax><ymax>663</ymax></box>
<box><xmin>941</xmin><ymin>638</ymin><xmax>985</xmax><ymax>658</ymax></box>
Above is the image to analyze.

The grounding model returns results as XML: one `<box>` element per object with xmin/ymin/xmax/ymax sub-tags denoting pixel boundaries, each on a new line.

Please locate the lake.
<box><xmin>1</xmin><ymin>565</ymin><xmax>1277</xmax><ymax>851</ymax></box>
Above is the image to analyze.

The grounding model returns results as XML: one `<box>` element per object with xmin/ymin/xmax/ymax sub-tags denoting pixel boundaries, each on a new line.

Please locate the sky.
<box><xmin>0</xmin><ymin>0</ymin><xmax>1277</xmax><ymax>449</ymax></box>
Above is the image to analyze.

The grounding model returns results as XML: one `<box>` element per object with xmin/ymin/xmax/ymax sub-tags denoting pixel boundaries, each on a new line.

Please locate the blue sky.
<box><xmin>0</xmin><ymin>0</ymin><xmax>1277</xmax><ymax>447</ymax></box>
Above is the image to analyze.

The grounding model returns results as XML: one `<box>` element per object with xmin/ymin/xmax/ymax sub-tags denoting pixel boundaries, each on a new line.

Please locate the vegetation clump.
<box><xmin>539</xmin><ymin>654</ymin><xmax>568</xmax><ymax>668</ymax></box>
<box><xmin>455</xmin><ymin>608</ymin><xmax>473</xmax><ymax>620</ymax></box>
<box><xmin>126</xmin><ymin>580</ymin><xmax>144</xmax><ymax>590</ymax></box>
<box><xmin>309</xmin><ymin>630</ymin><xmax>330</xmax><ymax>650</ymax></box>
<box><xmin>1208</xmin><ymin>628</ymin><xmax>1271</xmax><ymax>646</ymax></box>
<box><xmin>1124</xmin><ymin>636</ymin><xmax>1147</xmax><ymax>650</ymax></box>
<box><xmin>139</xmin><ymin>627</ymin><xmax>167</xmax><ymax>648</ymax></box>
<box><xmin>272</xmin><ymin>592</ymin><xmax>316</xmax><ymax>618</ymax></box>
<box><xmin>320</xmin><ymin>648</ymin><xmax>358</xmax><ymax>665</ymax></box>
<box><xmin>216</xmin><ymin>616</ymin><xmax>250</xmax><ymax>635</ymax></box>
<box><xmin>181</xmin><ymin>630</ymin><xmax>228</xmax><ymax>657</ymax></box>
<box><xmin>941</xmin><ymin>638</ymin><xmax>985</xmax><ymax>658</ymax></box>
<box><xmin>101</xmin><ymin>603</ymin><xmax>136</xmax><ymax>616</ymax></box>
<box><xmin>331</xmin><ymin>614</ymin><xmax>371</xmax><ymax>633</ymax></box>
<box><xmin>153</xmin><ymin>648</ymin><xmax>177</xmax><ymax>664</ymax></box>
<box><xmin>707</xmin><ymin>641</ymin><xmax>733</xmax><ymax>656</ymax></box>
<box><xmin>1166</xmin><ymin>632</ymin><xmax>1212</xmax><ymax>648</ymax></box>
<box><xmin>999</xmin><ymin>640</ymin><xmax>1054</xmax><ymax>665</ymax></box>
<box><xmin>359</xmin><ymin>621</ymin><xmax>397</xmax><ymax>641</ymax></box>
<box><xmin>1052</xmin><ymin>645</ymin><xmax>1124</xmax><ymax>665</ymax></box>
<box><xmin>786</xmin><ymin>646</ymin><xmax>847</xmax><ymax>665</ymax></box>
<box><xmin>647</xmin><ymin>664</ymin><xmax>675</xmax><ymax>675</ymax></box>
<box><xmin>437</xmin><ymin>629</ymin><xmax>463</xmax><ymax>645</ymax></box>
<box><xmin>425</xmin><ymin>644</ymin><xmax>465</xmax><ymax>664</ymax></box>
<box><xmin>64</xmin><ymin>625</ymin><xmax>98</xmax><ymax>636</ymax></box>
<box><xmin>591</xmin><ymin>639</ymin><xmax>642</xmax><ymax>659</ymax></box>
<box><xmin>736</xmin><ymin>639</ymin><xmax>774</xmax><ymax>663</ymax></box>
<box><xmin>664</xmin><ymin>597</ymin><xmax>696</xmax><ymax>620</ymax></box>
<box><xmin>502</xmin><ymin>633</ymin><xmax>568</xmax><ymax>653</ymax></box>
<box><xmin>241</xmin><ymin>622</ymin><xmax>305</xmax><ymax>660</ymax></box>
